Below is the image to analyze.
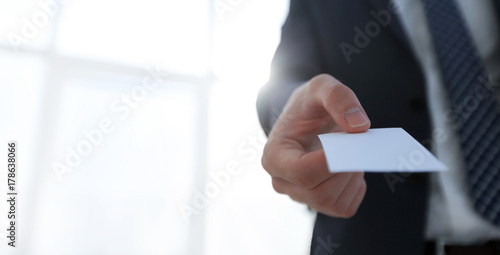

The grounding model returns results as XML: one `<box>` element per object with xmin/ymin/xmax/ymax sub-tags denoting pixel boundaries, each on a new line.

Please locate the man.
<box><xmin>257</xmin><ymin>0</ymin><xmax>500</xmax><ymax>254</ymax></box>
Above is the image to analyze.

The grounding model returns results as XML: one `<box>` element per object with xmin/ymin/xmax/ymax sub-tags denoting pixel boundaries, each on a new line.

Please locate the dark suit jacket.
<box><xmin>257</xmin><ymin>1</ymin><xmax>500</xmax><ymax>254</ymax></box>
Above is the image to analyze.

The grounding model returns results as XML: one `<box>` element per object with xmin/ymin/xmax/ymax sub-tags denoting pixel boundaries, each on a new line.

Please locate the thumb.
<box><xmin>309</xmin><ymin>74</ymin><xmax>371</xmax><ymax>133</ymax></box>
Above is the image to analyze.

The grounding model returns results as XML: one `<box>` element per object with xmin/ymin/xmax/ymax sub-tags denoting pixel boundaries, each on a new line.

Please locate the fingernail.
<box><xmin>344</xmin><ymin>107</ymin><xmax>369</xmax><ymax>128</ymax></box>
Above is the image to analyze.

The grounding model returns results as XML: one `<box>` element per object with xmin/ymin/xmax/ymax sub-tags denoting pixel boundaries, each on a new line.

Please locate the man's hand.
<box><xmin>261</xmin><ymin>74</ymin><xmax>371</xmax><ymax>218</ymax></box>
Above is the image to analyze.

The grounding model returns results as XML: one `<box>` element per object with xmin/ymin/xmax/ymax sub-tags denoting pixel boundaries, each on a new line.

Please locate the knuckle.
<box><xmin>291</xmin><ymin>170</ymin><xmax>317</xmax><ymax>189</ymax></box>
<box><xmin>310</xmin><ymin>73</ymin><xmax>334</xmax><ymax>86</ymax></box>
<box><xmin>359</xmin><ymin>181</ymin><xmax>368</xmax><ymax>197</ymax></box>
<box><xmin>261</xmin><ymin>143</ymin><xmax>274</xmax><ymax>171</ymax></box>
<box><xmin>340</xmin><ymin>182</ymin><xmax>367</xmax><ymax>218</ymax></box>
<box><xmin>310</xmin><ymin>75</ymin><xmax>356</xmax><ymax>109</ymax></box>
<box><xmin>310</xmin><ymin>193</ymin><xmax>335</xmax><ymax>209</ymax></box>
<box><xmin>329</xmin><ymin>204</ymin><xmax>352</xmax><ymax>218</ymax></box>
<box><xmin>360</xmin><ymin>179</ymin><xmax>367</xmax><ymax>191</ymax></box>
<box><xmin>271</xmin><ymin>178</ymin><xmax>285</xmax><ymax>194</ymax></box>
<box><xmin>325</xmin><ymin>82</ymin><xmax>353</xmax><ymax>101</ymax></box>
<box><xmin>341</xmin><ymin>207</ymin><xmax>358</xmax><ymax>218</ymax></box>
<box><xmin>308</xmin><ymin>74</ymin><xmax>335</xmax><ymax>93</ymax></box>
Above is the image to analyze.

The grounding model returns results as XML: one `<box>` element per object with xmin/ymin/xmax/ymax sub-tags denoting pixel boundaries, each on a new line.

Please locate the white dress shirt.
<box><xmin>393</xmin><ymin>0</ymin><xmax>500</xmax><ymax>244</ymax></box>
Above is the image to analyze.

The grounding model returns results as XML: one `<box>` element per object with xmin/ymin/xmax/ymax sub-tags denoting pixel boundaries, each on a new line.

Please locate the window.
<box><xmin>0</xmin><ymin>1</ymin><xmax>314</xmax><ymax>254</ymax></box>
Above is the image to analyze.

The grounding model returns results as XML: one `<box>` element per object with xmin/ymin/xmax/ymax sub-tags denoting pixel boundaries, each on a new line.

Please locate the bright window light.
<box><xmin>0</xmin><ymin>1</ymin><xmax>315</xmax><ymax>255</ymax></box>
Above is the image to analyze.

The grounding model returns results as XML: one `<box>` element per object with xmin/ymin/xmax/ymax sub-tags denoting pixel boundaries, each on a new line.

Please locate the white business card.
<box><xmin>318</xmin><ymin>128</ymin><xmax>448</xmax><ymax>172</ymax></box>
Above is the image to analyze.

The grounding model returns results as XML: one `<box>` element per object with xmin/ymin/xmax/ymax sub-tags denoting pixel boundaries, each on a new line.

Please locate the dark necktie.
<box><xmin>422</xmin><ymin>0</ymin><xmax>500</xmax><ymax>225</ymax></box>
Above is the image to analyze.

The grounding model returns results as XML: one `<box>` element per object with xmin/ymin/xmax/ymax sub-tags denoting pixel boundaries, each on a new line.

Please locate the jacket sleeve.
<box><xmin>256</xmin><ymin>0</ymin><xmax>325</xmax><ymax>135</ymax></box>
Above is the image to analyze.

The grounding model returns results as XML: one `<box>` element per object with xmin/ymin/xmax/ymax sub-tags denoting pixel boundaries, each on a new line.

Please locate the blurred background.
<box><xmin>0</xmin><ymin>0</ymin><xmax>315</xmax><ymax>254</ymax></box>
